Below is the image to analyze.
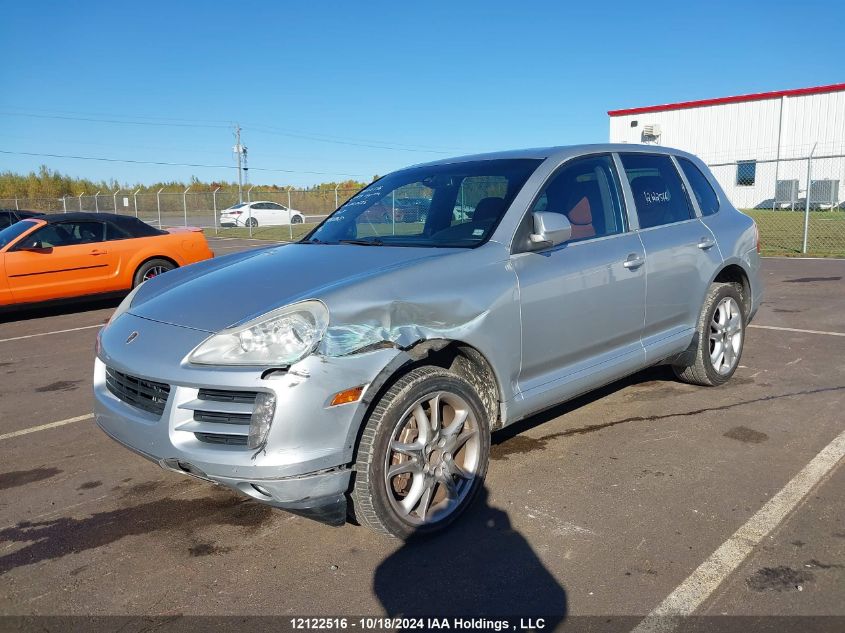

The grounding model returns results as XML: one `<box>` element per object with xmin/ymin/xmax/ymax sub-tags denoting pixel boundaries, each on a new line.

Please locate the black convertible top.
<box><xmin>40</xmin><ymin>212</ymin><xmax>166</xmax><ymax>237</ymax></box>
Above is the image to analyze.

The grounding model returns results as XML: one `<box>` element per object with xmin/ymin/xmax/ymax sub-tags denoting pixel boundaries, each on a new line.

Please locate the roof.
<box><xmin>608</xmin><ymin>82</ymin><xmax>845</xmax><ymax>117</ymax></box>
<box><xmin>40</xmin><ymin>212</ymin><xmax>127</xmax><ymax>223</ymax></box>
<box><xmin>409</xmin><ymin>143</ymin><xmax>700</xmax><ymax>168</ymax></box>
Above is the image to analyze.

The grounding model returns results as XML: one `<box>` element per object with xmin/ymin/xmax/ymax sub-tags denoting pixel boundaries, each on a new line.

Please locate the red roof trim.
<box><xmin>608</xmin><ymin>83</ymin><xmax>845</xmax><ymax>116</ymax></box>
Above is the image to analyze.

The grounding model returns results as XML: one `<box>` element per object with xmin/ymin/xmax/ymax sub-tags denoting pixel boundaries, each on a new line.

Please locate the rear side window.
<box><xmin>678</xmin><ymin>158</ymin><xmax>719</xmax><ymax>216</ymax></box>
<box><xmin>620</xmin><ymin>154</ymin><xmax>693</xmax><ymax>229</ymax></box>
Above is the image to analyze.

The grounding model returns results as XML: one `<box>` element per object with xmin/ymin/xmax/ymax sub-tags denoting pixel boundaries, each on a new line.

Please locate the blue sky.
<box><xmin>1</xmin><ymin>0</ymin><xmax>842</xmax><ymax>187</ymax></box>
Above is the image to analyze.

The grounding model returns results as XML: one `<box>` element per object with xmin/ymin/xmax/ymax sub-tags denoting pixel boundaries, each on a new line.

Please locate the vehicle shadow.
<box><xmin>373</xmin><ymin>486</ymin><xmax>567</xmax><ymax>627</ymax></box>
<box><xmin>492</xmin><ymin>365</ymin><xmax>679</xmax><ymax>447</ymax></box>
<box><xmin>0</xmin><ymin>296</ymin><xmax>122</xmax><ymax>324</ymax></box>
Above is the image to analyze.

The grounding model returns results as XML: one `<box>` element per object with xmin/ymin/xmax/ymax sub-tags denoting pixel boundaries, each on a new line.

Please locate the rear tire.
<box><xmin>245</xmin><ymin>217</ymin><xmax>258</xmax><ymax>228</ymax></box>
<box><xmin>673</xmin><ymin>282</ymin><xmax>745</xmax><ymax>386</ymax></box>
<box><xmin>350</xmin><ymin>366</ymin><xmax>490</xmax><ymax>538</ymax></box>
<box><xmin>133</xmin><ymin>258</ymin><xmax>175</xmax><ymax>288</ymax></box>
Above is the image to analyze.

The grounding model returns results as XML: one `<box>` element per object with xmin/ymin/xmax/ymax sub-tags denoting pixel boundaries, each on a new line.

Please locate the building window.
<box><xmin>736</xmin><ymin>160</ymin><xmax>756</xmax><ymax>186</ymax></box>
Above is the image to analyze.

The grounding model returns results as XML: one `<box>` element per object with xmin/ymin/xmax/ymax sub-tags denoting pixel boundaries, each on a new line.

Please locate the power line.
<box><xmin>0</xmin><ymin>111</ymin><xmax>230</xmax><ymax>129</ymax></box>
<box><xmin>0</xmin><ymin>149</ymin><xmax>369</xmax><ymax>178</ymax></box>
<box><xmin>0</xmin><ymin>109</ymin><xmax>467</xmax><ymax>154</ymax></box>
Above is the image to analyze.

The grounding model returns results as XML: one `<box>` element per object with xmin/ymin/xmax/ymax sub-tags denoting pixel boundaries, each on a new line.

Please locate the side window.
<box><xmin>678</xmin><ymin>157</ymin><xmax>720</xmax><ymax>216</ymax></box>
<box><xmin>529</xmin><ymin>155</ymin><xmax>626</xmax><ymax>241</ymax></box>
<box><xmin>65</xmin><ymin>221</ymin><xmax>106</xmax><ymax>243</ymax></box>
<box><xmin>620</xmin><ymin>154</ymin><xmax>694</xmax><ymax>229</ymax></box>
<box><xmin>0</xmin><ymin>215</ymin><xmax>11</xmax><ymax>229</ymax></box>
<box><xmin>16</xmin><ymin>224</ymin><xmax>74</xmax><ymax>248</ymax></box>
<box><xmin>106</xmin><ymin>222</ymin><xmax>131</xmax><ymax>240</ymax></box>
<box><xmin>268</xmin><ymin>202</ymin><xmax>284</xmax><ymax>210</ymax></box>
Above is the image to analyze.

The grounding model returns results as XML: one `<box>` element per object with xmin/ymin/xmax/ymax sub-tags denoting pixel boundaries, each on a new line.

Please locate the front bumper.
<box><xmin>94</xmin><ymin>313</ymin><xmax>404</xmax><ymax>525</ymax></box>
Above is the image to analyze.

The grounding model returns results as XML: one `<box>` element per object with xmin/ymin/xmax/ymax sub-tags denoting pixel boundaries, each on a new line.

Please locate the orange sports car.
<box><xmin>0</xmin><ymin>212</ymin><xmax>214</xmax><ymax>309</ymax></box>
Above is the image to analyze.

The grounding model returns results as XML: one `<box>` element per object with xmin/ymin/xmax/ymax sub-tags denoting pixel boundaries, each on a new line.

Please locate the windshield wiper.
<box><xmin>338</xmin><ymin>237</ymin><xmax>384</xmax><ymax>246</ymax></box>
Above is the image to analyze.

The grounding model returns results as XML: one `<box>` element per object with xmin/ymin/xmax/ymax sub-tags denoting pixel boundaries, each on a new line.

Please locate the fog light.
<box><xmin>330</xmin><ymin>385</ymin><xmax>365</xmax><ymax>407</ymax></box>
<box><xmin>248</xmin><ymin>392</ymin><xmax>276</xmax><ymax>449</ymax></box>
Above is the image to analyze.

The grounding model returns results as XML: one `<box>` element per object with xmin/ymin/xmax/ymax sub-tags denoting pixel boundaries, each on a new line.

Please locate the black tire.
<box><xmin>673</xmin><ymin>282</ymin><xmax>746</xmax><ymax>387</ymax></box>
<box><xmin>291</xmin><ymin>215</ymin><xmax>304</xmax><ymax>224</ymax></box>
<box><xmin>133</xmin><ymin>258</ymin><xmax>175</xmax><ymax>288</ymax></box>
<box><xmin>244</xmin><ymin>217</ymin><xmax>258</xmax><ymax>228</ymax></box>
<box><xmin>381</xmin><ymin>212</ymin><xmax>390</xmax><ymax>223</ymax></box>
<box><xmin>350</xmin><ymin>366</ymin><xmax>491</xmax><ymax>538</ymax></box>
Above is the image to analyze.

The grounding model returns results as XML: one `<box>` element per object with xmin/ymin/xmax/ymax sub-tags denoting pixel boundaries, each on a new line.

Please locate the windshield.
<box><xmin>0</xmin><ymin>219</ymin><xmax>37</xmax><ymax>249</ymax></box>
<box><xmin>306</xmin><ymin>158</ymin><xmax>542</xmax><ymax>248</ymax></box>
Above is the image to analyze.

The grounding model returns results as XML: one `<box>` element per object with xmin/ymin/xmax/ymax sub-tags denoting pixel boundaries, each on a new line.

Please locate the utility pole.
<box><xmin>233</xmin><ymin>124</ymin><xmax>246</xmax><ymax>203</ymax></box>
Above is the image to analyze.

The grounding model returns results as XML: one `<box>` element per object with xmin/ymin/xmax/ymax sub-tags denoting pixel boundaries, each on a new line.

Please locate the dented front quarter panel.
<box><xmin>315</xmin><ymin>240</ymin><xmax>522</xmax><ymax>408</ymax></box>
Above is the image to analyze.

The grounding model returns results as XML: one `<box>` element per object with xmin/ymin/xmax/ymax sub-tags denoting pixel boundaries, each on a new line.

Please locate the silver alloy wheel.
<box><xmin>709</xmin><ymin>296</ymin><xmax>743</xmax><ymax>375</ymax></box>
<box><xmin>143</xmin><ymin>265</ymin><xmax>168</xmax><ymax>281</ymax></box>
<box><xmin>384</xmin><ymin>391</ymin><xmax>481</xmax><ymax>525</ymax></box>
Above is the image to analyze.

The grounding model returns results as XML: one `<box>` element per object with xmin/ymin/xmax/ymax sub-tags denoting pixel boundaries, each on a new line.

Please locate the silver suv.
<box><xmin>93</xmin><ymin>144</ymin><xmax>762</xmax><ymax>538</ymax></box>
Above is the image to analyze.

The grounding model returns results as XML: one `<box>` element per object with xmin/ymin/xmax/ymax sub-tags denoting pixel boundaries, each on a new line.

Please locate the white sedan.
<box><xmin>219</xmin><ymin>201</ymin><xmax>306</xmax><ymax>228</ymax></box>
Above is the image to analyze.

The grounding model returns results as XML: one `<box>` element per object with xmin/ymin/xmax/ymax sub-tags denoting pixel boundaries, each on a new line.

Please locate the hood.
<box><xmin>128</xmin><ymin>243</ymin><xmax>453</xmax><ymax>332</ymax></box>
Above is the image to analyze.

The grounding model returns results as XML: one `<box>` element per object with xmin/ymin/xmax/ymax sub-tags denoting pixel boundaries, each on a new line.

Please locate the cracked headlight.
<box><xmin>189</xmin><ymin>300</ymin><xmax>329</xmax><ymax>366</ymax></box>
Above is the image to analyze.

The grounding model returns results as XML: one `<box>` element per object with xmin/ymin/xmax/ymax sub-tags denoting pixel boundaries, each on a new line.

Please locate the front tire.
<box><xmin>291</xmin><ymin>215</ymin><xmax>304</xmax><ymax>225</ymax></box>
<box><xmin>673</xmin><ymin>282</ymin><xmax>746</xmax><ymax>386</ymax></box>
<box><xmin>133</xmin><ymin>258</ymin><xmax>175</xmax><ymax>288</ymax></box>
<box><xmin>350</xmin><ymin>366</ymin><xmax>490</xmax><ymax>538</ymax></box>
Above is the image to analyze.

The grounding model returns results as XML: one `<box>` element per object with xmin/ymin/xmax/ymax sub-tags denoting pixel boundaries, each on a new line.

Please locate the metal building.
<box><xmin>608</xmin><ymin>83</ymin><xmax>845</xmax><ymax>210</ymax></box>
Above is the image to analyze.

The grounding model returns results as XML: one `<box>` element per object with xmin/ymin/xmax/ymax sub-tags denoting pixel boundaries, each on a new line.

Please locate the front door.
<box><xmin>513</xmin><ymin>154</ymin><xmax>646</xmax><ymax>406</ymax></box>
<box><xmin>4</xmin><ymin>220</ymin><xmax>119</xmax><ymax>303</ymax></box>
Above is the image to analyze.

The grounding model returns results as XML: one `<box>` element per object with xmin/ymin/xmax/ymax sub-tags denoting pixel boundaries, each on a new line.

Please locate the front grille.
<box><xmin>105</xmin><ymin>367</ymin><xmax>171</xmax><ymax>417</ymax></box>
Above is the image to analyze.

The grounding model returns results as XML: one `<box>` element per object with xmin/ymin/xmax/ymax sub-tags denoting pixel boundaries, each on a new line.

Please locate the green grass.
<box><xmin>744</xmin><ymin>210</ymin><xmax>845</xmax><ymax>257</ymax></box>
<box><xmin>208</xmin><ymin>215</ymin><xmax>845</xmax><ymax>258</ymax></box>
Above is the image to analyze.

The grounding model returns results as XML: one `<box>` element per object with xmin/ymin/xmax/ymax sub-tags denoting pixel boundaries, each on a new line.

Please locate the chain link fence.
<box><xmin>3</xmin><ymin>154</ymin><xmax>844</xmax><ymax>255</ymax></box>
<box><xmin>0</xmin><ymin>187</ymin><xmax>363</xmax><ymax>242</ymax></box>
<box><xmin>707</xmin><ymin>152</ymin><xmax>845</xmax><ymax>256</ymax></box>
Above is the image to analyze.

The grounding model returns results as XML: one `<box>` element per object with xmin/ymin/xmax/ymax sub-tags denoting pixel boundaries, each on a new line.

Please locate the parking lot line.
<box><xmin>0</xmin><ymin>413</ymin><xmax>93</xmax><ymax>441</ymax></box>
<box><xmin>0</xmin><ymin>324</ymin><xmax>102</xmax><ymax>344</ymax></box>
<box><xmin>749</xmin><ymin>324</ymin><xmax>845</xmax><ymax>338</ymax></box>
<box><xmin>631</xmin><ymin>427</ymin><xmax>845</xmax><ymax>633</ymax></box>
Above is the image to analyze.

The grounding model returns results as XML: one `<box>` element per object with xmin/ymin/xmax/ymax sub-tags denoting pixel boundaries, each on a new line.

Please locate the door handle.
<box><xmin>623</xmin><ymin>254</ymin><xmax>645</xmax><ymax>269</ymax></box>
<box><xmin>89</xmin><ymin>249</ymin><xmax>108</xmax><ymax>256</ymax></box>
<box><xmin>697</xmin><ymin>237</ymin><xmax>716</xmax><ymax>250</ymax></box>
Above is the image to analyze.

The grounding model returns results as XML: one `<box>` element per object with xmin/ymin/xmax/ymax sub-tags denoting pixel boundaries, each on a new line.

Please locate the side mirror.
<box><xmin>19</xmin><ymin>244</ymin><xmax>53</xmax><ymax>254</ymax></box>
<box><xmin>529</xmin><ymin>212</ymin><xmax>572</xmax><ymax>249</ymax></box>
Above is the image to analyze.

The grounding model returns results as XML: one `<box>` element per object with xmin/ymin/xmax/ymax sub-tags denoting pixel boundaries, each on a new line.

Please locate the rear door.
<box><xmin>618</xmin><ymin>153</ymin><xmax>722</xmax><ymax>363</ymax></box>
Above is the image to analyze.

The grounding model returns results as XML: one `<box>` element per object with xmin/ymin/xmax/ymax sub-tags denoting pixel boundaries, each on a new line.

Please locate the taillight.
<box><xmin>755</xmin><ymin>223</ymin><xmax>761</xmax><ymax>253</ymax></box>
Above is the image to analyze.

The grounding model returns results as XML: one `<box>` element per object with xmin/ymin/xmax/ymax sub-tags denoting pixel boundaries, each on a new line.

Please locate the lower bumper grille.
<box><xmin>105</xmin><ymin>367</ymin><xmax>171</xmax><ymax>417</ymax></box>
<box><xmin>177</xmin><ymin>389</ymin><xmax>259</xmax><ymax>447</ymax></box>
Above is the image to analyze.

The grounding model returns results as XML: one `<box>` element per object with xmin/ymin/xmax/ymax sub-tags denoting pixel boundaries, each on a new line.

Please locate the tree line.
<box><xmin>0</xmin><ymin>165</ymin><xmax>371</xmax><ymax>200</ymax></box>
